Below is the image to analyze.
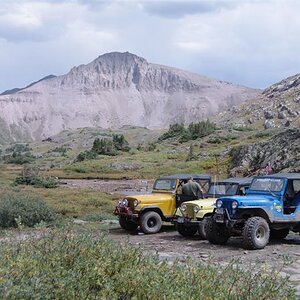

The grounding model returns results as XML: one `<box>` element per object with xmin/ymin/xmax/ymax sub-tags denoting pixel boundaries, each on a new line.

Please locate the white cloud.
<box><xmin>0</xmin><ymin>0</ymin><xmax>300</xmax><ymax>91</ymax></box>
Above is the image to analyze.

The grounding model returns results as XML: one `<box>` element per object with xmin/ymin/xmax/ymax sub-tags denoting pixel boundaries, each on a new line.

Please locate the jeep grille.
<box><xmin>221</xmin><ymin>199</ymin><xmax>235</xmax><ymax>218</ymax></box>
<box><xmin>185</xmin><ymin>203</ymin><xmax>196</xmax><ymax>219</ymax></box>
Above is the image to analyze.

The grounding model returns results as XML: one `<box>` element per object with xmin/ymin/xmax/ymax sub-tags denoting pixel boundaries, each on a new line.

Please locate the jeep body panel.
<box><xmin>127</xmin><ymin>193</ymin><xmax>176</xmax><ymax>217</ymax></box>
<box><xmin>180</xmin><ymin>198</ymin><xmax>216</xmax><ymax>219</ymax></box>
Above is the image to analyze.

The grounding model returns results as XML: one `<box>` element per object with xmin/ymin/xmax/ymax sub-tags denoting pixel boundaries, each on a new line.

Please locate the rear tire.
<box><xmin>270</xmin><ymin>228</ymin><xmax>289</xmax><ymax>240</ymax></box>
<box><xmin>205</xmin><ymin>218</ymin><xmax>229</xmax><ymax>245</ymax></box>
<box><xmin>119</xmin><ymin>216</ymin><xmax>138</xmax><ymax>231</ymax></box>
<box><xmin>140</xmin><ymin>211</ymin><xmax>162</xmax><ymax>234</ymax></box>
<box><xmin>177</xmin><ymin>224</ymin><xmax>198</xmax><ymax>237</ymax></box>
<box><xmin>243</xmin><ymin>217</ymin><xmax>270</xmax><ymax>250</ymax></box>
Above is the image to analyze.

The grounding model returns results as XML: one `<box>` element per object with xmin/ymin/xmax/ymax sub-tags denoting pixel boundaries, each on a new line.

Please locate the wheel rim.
<box><xmin>147</xmin><ymin>217</ymin><xmax>157</xmax><ymax>228</ymax></box>
<box><xmin>256</xmin><ymin>226</ymin><xmax>266</xmax><ymax>240</ymax></box>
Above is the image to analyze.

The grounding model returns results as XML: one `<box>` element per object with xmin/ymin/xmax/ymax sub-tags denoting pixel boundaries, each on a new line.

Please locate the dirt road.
<box><xmin>61</xmin><ymin>179</ymin><xmax>152</xmax><ymax>195</ymax></box>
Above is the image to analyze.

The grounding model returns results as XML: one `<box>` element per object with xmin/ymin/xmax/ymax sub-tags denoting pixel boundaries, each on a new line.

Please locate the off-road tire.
<box><xmin>177</xmin><ymin>224</ymin><xmax>198</xmax><ymax>237</ymax></box>
<box><xmin>119</xmin><ymin>216</ymin><xmax>138</xmax><ymax>231</ymax></box>
<box><xmin>198</xmin><ymin>218</ymin><xmax>208</xmax><ymax>239</ymax></box>
<box><xmin>270</xmin><ymin>228</ymin><xmax>289</xmax><ymax>240</ymax></box>
<box><xmin>205</xmin><ymin>218</ymin><xmax>229</xmax><ymax>245</ymax></box>
<box><xmin>243</xmin><ymin>217</ymin><xmax>270</xmax><ymax>250</ymax></box>
<box><xmin>140</xmin><ymin>211</ymin><xmax>162</xmax><ymax>234</ymax></box>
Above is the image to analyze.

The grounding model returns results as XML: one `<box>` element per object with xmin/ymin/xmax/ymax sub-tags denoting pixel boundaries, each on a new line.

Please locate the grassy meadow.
<box><xmin>0</xmin><ymin>125</ymin><xmax>294</xmax><ymax>299</ymax></box>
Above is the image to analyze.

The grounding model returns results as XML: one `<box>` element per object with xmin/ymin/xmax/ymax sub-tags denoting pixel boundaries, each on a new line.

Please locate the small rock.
<box><xmin>285</xmin><ymin>120</ymin><xmax>292</xmax><ymax>127</ymax></box>
<box><xmin>73</xmin><ymin>219</ymin><xmax>87</xmax><ymax>225</ymax></box>
<box><xmin>264</xmin><ymin>110</ymin><xmax>274</xmax><ymax>119</ymax></box>
<box><xmin>264</xmin><ymin>120</ymin><xmax>275</xmax><ymax>129</ymax></box>
<box><xmin>244</xmin><ymin>251</ymin><xmax>248</xmax><ymax>255</ymax></box>
<box><xmin>293</xmin><ymin>252</ymin><xmax>300</xmax><ymax>256</ymax></box>
<box><xmin>138</xmin><ymin>232</ymin><xmax>144</xmax><ymax>235</ymax></box>
<box><xmin>278</xmin><ymin>111</ymin><xmax>287</xmax><ymax>119</ymax></box>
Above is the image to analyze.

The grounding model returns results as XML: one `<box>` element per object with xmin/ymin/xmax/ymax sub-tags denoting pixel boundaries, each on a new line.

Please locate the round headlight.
<box><xmin>181</xmin><ymin>204</ymin><xmax>187</xmax><ymax>212</ymax></box>
<box><xmin>216</xmin><ymin>200</ymin><xmax>223</xmax><ymax>208</ymax></box>
<box><xmin>122</xmin><ymin>199</ymin><xmax>128</xmax><ymax>206</ymax></box>
<box><xmin>133</xmin><ymin>199</ymin><xmax>139</xmax><ymax>207</ymax></box>
<box><xmin>193</xmin><ymin>205</ymin><xmax>200</xmax><ymax>213</ymax></box>
<box><xmin>232</xmin><ymin>201</ymin><xmax>238</xmax><ymax>209</ymax></box>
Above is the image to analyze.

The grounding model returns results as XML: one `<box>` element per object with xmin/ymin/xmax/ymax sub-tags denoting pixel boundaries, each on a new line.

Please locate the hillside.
<box><xmin>216</xmin><ymin>73</ymin><xmax>300</xmax><ymax>129</ymax></box>
<box><xmin>229</xmin><ymin>129</ymin><xmax>300</xmax><ymax>176</ymax></box>
<box><xmin>0</xmin><ymin>52</ymin><xmax>259</xmax><ymax>143</ymax></box>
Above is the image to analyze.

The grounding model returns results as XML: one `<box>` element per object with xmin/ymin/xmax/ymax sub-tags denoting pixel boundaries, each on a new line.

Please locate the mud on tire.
<box><xmin>177</xmin><ymin>224</ymin><xmax>198</xmax><ymax>237</ymax></box>
<box><xmin>205</xmin><ymin>218</ymin><xmax>229</xmax><ymax>245</ymax></box>
<box><xmin>140</xmin><ymin>211</ymin><xmax>162</xmax><ymax>234</ymax></box>
<box><xmin>119</xmin><ymin>216</ymin><xmax>138</xmax><ymax>231</ymax></box>
<box><xmin>198</xmin><ymin>218</ymin><xmax>208</xmax><ymax>240</ymax></box>
<box><xmin>243</xmin><ymin>217</ymin><xmax>270</xmax><ymax>250</ymax></box>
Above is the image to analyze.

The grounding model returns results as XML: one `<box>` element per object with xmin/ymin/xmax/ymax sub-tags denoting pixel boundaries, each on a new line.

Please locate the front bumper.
<box><xmin>172</xmin><ymin>215</ymin><xmax>201</xmax><ymax>226</ymax></box>
<box><xmin>114</xmin><ymin>204</ymin><xmax>139</xmax><ymax>221</ymax></box>
<box><xmin>213</xmin><ymin>208</ymin><xmax>239</xmax><ymax>228</ymax></box>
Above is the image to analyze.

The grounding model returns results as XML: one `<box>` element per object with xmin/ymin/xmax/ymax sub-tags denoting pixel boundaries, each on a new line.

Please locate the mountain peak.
<box><xmin>95</xmin><ymin>51</ymin><xmax>147</xmax><ymax>63</ymax></box>
<box><xmin>0</xmin><ymin>52</ymin><xmax>259</xmax><ymax>141</ymax></box>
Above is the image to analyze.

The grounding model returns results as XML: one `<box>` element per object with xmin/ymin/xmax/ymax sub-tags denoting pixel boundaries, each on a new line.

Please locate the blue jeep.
<box><xmin>206</xmin><ymin>173</ymin><xmax>300</xmax><ymax>249</ymax></box>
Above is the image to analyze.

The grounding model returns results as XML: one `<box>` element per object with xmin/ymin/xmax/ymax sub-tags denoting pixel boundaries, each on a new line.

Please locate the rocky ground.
<box><xmin>109</xmin><ymin>226</ymin><xmax>300</xmax><ymax>296</ymax></box>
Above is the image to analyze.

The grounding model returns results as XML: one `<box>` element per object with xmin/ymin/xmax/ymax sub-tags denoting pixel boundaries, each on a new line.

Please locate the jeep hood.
<box><xmin>126</xmin><ymin>193</ymin><xmax>173</xmax><ymax>204</ymax></box>
<box><xmin>221</xmin><ymin>195</ymin><xmax>276</xmax><ymax>207</ymax></box>
<box><xmin>185</xmin><ymin>198</ymin><xmax>216</xmax><ymax>208</ymax></box>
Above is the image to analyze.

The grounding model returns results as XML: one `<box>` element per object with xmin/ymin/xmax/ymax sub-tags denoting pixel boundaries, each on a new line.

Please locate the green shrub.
<box><xmin>0</xmin><ymin>193</ymin><xmax>56</xmax><ymax>227</ymax></box>
<box><xmin>158</xmin><ymin>123</ymin><xmax>186</xmax><ymax>140</ymax></box>
<box><xmin>159</xmin><ymin>120</ymin><xmax>216</xmax><ymax>142</ymax></box>
<box><xmin>0</xmin><ymin>230</ymin><xmax>295</xmax><ymax>299</ymax></box>
<box><xmin>14</xmin><ymin>168</ymin><xmax>58</xmax><ymax>188</ymax></box>
<box><xmin>76</xmin><ymin>150</ymin><xmax>97</xmax><ymax>162</ymax></box>
<box><xmin>4</xmin><ymin>153</ymin><xmax>33</xmax><ymax>164</ymax></box>
<box><xmin>208</xmin><ymin>137</ymin><xmax>222</xmax><ymax>144</ymax></box>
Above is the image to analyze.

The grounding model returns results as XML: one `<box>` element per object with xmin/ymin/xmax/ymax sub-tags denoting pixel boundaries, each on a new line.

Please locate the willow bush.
<box><xmin>0</xmin><ymin>229</ymin><xmax>295</xmax><ymax>299</ymax></box>
<box><xmin>0</xmin><ymin>193</ymin><xmax>56</xmax><ymax>227</ymax></box>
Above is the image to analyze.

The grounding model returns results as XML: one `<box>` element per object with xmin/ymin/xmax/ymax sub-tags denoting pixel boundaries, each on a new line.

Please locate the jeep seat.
<box><xmin>176</xmin><ymin>194</ymin><xmax>197</xmax><ymax>207</ymax></box>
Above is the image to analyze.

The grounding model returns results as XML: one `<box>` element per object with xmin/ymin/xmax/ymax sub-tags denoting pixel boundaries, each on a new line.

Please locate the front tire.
<box><xmin>243</xmin><ymin>217</ymin><xmax>270</xmax><ymax>250</ymax></box>
<box><xmin>198</xmin><ymin>218</ymin><xmax>208</xmax><ymax>239</ymax></box>
<box><xmin>119</xmin><ymin>216</ymin><xmax>138</xmax><ymax>231</ymax></box>
<box><xmin>270</xmin><ymin>228</ymin><xmax>289</xmax><ymax>240</ymax></box>
<box><xmin>205</xmin><ymin>218</ymin><xmax>229</xmax><ymax>245</ymax></box>
<box><xmin>140</xmin><ymin>211</ymin><xmax>162</xmax><ymax>234</ymax></box>
<box><xmin>177</xmin><ymin>224</ymin><xmax>198</xmax><ymax>237</ymax></box>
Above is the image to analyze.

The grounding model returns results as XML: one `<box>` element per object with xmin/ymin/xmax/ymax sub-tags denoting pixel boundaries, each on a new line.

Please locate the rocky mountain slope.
<box><xmin>0</xmin><ymin>75</ymin><xmax>57</xmax><ymax>96</ymax></box>
<box><xmin>229</xmin><ymin>129</ymin><xmax>300</xmax><ymax>176</ymax></box>
<box><xmin>216</xmin><ymin>73</ymin><xmax>300</xmax><ymax>129</ymax></box>
<box><xmin>0</xmin><ymin>52</ymin><xmax>259</xmax><ymax>142</ymax></box>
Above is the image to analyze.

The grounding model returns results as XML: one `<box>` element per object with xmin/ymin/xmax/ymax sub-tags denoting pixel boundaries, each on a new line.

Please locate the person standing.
<box><xmin>182</xmin><ymin>176</ymin><xmax>204</xmax><ymax>199</ymax></box>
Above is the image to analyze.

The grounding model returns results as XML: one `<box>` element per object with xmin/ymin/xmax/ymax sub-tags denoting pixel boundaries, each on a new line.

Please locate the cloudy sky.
<box><xmin>0</xmin><ymin>0</ymin><xmax>300</xmax><ymax>92</ymax></box>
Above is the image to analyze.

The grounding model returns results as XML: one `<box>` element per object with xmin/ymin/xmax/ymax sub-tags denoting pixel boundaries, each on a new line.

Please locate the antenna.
<box><xmin>215</xmin><ymin>154</ymin><xmax>220</xmax><ymax>181</ymax></box>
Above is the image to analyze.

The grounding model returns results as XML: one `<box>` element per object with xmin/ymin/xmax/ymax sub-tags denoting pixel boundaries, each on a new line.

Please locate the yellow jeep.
<box><xmin>114</xmin><ymin>174</ymin><xmax>211</xmax><ymax>234</ymax></box>
<box><xmin>174</xmin><ymin>178</ymin><xmax>252</xmax><ymax>238</ymax></box>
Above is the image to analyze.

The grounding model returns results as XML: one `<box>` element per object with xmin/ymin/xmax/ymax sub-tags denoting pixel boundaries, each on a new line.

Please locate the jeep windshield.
<box><xmin>249</xmin><ymin>178</ymin><xmax>284</xmax><ymax>192</ymax></box>
<box><xmin>153</xmin><ymin>179</ymin><xmax>177</xmax><ymax>191</ymax></box>
<box><xmin>207</xmin><ymin>183</ymin><xmax>239</xmax><ymax>197</ymax></box>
